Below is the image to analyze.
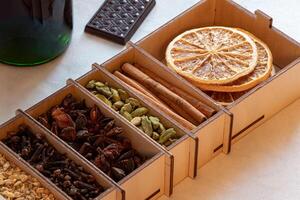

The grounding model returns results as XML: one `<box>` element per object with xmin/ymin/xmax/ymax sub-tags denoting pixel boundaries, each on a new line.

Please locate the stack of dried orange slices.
<box><xmin>165</xmin><ymin>26</ymin><xmax>273</xmax><ymax>106</ymax></box>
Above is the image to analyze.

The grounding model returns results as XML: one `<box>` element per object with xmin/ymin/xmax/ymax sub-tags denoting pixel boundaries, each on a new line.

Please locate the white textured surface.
<box><xmin>1</xmin><ymin>1</ymin><xmax>300</xmax><ymax>199</ymax></box>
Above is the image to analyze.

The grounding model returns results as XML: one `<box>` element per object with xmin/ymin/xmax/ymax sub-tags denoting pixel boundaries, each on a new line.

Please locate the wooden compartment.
<box><xmin>25</xmin><ymin>82</ymin><xmax>168</xmax><ymax>200</ymax></box>
<box><xmin>97</xmin><ymin>45</ymin><xmax>232</xmax><ymax>172</ymax></box>
<box><xmin>136</xmin><ymin>0</ymin><xmax>300</xmax><ymax>144</ymax></box>
<box><xmin>75</xmin><ymin>65</ymin><xmax>195</xmax><ymax>191</ymax></box>
<box><xmin>0</xmin><ymin>113</ymin><xmax>119</xmax><ymax>200</ymax></box>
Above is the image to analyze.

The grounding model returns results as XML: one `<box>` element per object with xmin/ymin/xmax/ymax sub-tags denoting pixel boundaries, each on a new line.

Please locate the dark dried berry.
<box><xmin>105</xmin><ymin>127</ymin><xmax>123</xmax><ymax>137</ymax></box>
<box><xmin>118</xmin><ymin>158</ymin><xmax>135</xmax><ymax>173</ymax></box>
<box><xmin>50</xmin><ymin>122</ymin><xmax>59</xmax><ymax>135</ymax></box>
<box><xmin>75</xmin><ymin>113</ymin><xmax>88</xmax><ymax>130</ymax></box>
<box><xmin>62</xmin><ymin>94</ymin><xmax>76</xmax><ymax>108</ymax></box>
<box><xmin>60</xmin><ymin>127</ymin><xmax>77</xmax><ymax>142</ymax></box>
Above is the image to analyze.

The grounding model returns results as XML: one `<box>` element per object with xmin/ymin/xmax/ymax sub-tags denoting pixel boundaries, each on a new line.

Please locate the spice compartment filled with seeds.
<box><xmin>136</xmin><ymin>0</ymin><xmax>300</xmax><ymax>144</ymax></box>
<box><xmin>98</xmin><ymin>45</ymin><xmax>232</xmax><ymax>173</ymax></box>
<box><xmin>24</xmin><ymin>81</ymin><xmax>169</xmax><ymax>200</ymax></box>
<box><xmin>0</xmin><ymin>112</ymin><xmax>121</xmax><ymax>200</ymax></box>
<box><xmin>75</xmin><ymin>62</ymin><xmax>200</xmax><ymax>192</ymax></box>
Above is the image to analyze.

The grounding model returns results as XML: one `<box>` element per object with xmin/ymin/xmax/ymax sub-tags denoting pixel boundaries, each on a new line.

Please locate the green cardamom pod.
<box><xmin>122</xmin><ymin>111</ymin><xmax>132</xmax><ymax>121</ymax></box>
<box><xmin>159</xmin><ymin>128</ymin><xmax>176</xmax><ymax>144</ymax></box>
<box><xmin>120</xmin><ymin>103</ymin><xmax>133</xmax><ymax>114</ymax></box>
<box><xmin>111</xmin><ymin>88</ymin><xmax>121</xmax><ymax>102</ymax></box>
<box><xmin>152</xmin><ymin>132</ymin><xmax>160</xmax><ymax>141</ymax></box>
<box><xmin>125</xmin><ymin>97</ymin><xmax>140</xmax><ymax>108</ymax></box>
<box><xmin>112</xmin><ymin>101</ymin><xmax>124</xmax><ymax>111</ymax></box>
<box><xmin>141</xmin><ymin>116</ymin><xmax>153</xmax><ymax>137</ymax></box>
<box><xmin>149</xmin><ymin>116</ymin><xmax>160</xmax><ymax>130</ymax></box>
<box><xmin>96</xmin><ymin>94</ymin><xmax>112</xmax><ymax>107</ymax></box>
<box><xmin>131</xmin><ymin>107</ymin><xmax>149</xmax><ymax>118</ymax></box>
<box><xmin>96</xmin><ymin>86</ymin><xmax>112</xmax><ymax>97</ymax></box>
<box><xmin>86</xmin><ymin>80</ymin><xmax>96</xmax><ymax>89</ymax></box>
<box><xmin>131</xmin><ymin>117</ymin><xmax>142</xmax><ymax>126</ymax></box>
<box><xmin>94</xmin><ymin>81</ymin><xmax>105</xmax><ymax>87</ymax></box>
<box><xmin>157</xmin><ymin>123</ymin><xmax>166</xmax><ymax>134</ymax></box>
<box><xmin>117</xmin><ymin>89</ymin><xmax>129</xmax><ymax>101</ymax></box>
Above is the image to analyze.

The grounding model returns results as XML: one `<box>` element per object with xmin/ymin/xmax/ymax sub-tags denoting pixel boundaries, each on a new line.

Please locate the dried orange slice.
<box><xmin>166</xmin><ymin>26</ymin><xmax>258</xmax><ymax>85</ymax></box>
<box><xmin>207</xmin><ymin>91</ymin><xmax>247</xmax><ymax>106</ymax></box>
<box><xmin>191</xmin><ymin>34</ymin><xmax>273</xmax><ymax>92</ymax></box>
<box><xmin>208</xmin><ymin>67</ymin><xmax>276</xmax><ymax>106</ymax></box>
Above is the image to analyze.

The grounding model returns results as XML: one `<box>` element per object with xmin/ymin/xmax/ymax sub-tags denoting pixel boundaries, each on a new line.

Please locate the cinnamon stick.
<box><xmin>114</xmin><ymin>71</ymin><xmax>165</xmax><ymax>105</ymax></box>
<box><xmin>158</xmin><ymin>94</ymin><xmax>198</xmax><ymax>125</ymax></box>
<box><xmin>135</xmin><ymin>64</ymin><xmax>216</xmax><ymax>117</ymax></box>
<box><xmin>113</xmin><ymin>74</ymin><xmax>196</xmax><ymax>130</ymax></box>
<box><xmin>122</xmin><ymin>63</ymin><xmax>207</xmax><ymax>123</ymax></box>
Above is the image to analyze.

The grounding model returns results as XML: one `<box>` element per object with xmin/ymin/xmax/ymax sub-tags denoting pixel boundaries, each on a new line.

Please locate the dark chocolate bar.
<box><xmin>85</xmin><ymin>0</ymin><xmax>156</xmax><ymax>45</ymax></box>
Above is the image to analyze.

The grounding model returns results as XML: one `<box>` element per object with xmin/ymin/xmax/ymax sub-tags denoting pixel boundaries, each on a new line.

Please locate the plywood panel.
<box><xmin>230</xmin><ymin>60</ymin><xmax>300</xmax><ymax>139</ymax></box>
<box><xmin>120</xmin><ymin>156</ymin><xmax>165</xmax><ymax>200</ymax></box>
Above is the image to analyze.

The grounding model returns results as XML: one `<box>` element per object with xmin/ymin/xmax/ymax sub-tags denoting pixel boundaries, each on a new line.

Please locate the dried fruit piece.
<box><xmin>193</xmin><ymin>33</ymin><xmax>273</xmax><ymax>92</ymax></box>
<box><xmin>166</xmin><ymin>26</ymin><xmax>258</xmax><ymax>85</ymax></box>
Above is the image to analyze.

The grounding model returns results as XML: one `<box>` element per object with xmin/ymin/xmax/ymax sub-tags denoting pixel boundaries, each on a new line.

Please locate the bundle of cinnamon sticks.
<box><xmin>113</xmin><ymin>63</ymin><xmax>216</xmax><ymax>130</ymax></box>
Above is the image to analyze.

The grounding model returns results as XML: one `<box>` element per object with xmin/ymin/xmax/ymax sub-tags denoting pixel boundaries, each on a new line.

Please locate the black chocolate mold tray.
<box><xmin>85</xmin><ymin>0</ymin><xmax>156</xmax><ymax>44</ymax></box>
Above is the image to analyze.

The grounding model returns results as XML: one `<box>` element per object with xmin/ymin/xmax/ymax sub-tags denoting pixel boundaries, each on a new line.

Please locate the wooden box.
<box><xmin>0</xmin><ymin>113</ymin><xmax>120</xmax><ymax>200</ymax></box>
<box><xmin>24</xmin><ymin>82</ymin><xmax>168</xmax><ymax>200</ymax></box>
<box><xmin>98</xmin><ymin>45</ymin><xmax>232</xmax><ymax>171</ymax></box>
<box><xmin>135</xmin><ymin>0</ymin><xmax>300</xmax><ymax>144</ymax></box>
<box><xmin>1</xmin><ymin>0</ymin><xmax>299</xmax><ymax>199</ymax></box>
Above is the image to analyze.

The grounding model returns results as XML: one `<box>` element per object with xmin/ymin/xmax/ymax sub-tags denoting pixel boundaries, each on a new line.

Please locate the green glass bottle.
<box><xmin>0</xmin><ymin>0</ymin><xmax>73</xmax><ymax>66</ymax></box>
